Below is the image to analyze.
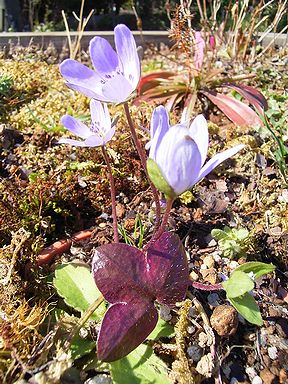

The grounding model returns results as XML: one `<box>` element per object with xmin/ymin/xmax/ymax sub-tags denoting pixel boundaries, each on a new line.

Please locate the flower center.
<box><xmin>100</xmin><ymin>68</ymin><xmax>124</xmax><ymax>84</ymax></box>
<box><xmin>90</xmin><ymin>121</ymin><xmax>105</xmax><ymax>138</ymax></box>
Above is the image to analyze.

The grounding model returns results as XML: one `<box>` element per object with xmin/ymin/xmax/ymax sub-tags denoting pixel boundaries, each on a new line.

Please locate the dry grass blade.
<box><xmin>62</xmin><ymin>0</ymin><xmax>94</xmax><ymax>60</ymax></box>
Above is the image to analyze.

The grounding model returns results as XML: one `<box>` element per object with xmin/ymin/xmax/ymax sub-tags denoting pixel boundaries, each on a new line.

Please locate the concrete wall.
<box><xmin>0</xmin><ymin>31</ymin><xmax>286</xmax><ymax>52</ymax></box>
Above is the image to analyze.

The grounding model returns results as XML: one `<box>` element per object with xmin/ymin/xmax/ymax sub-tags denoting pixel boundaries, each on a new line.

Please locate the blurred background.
<box><xmin>0</xmin><ymin>0</ymin><xmax>178</xmax><ymax>32</ymax></box>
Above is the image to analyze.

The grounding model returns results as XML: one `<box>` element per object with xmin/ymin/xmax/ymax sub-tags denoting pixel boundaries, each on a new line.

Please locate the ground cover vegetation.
<box><xmin>0</xmin><ymin>1</ymin><xmax>287</xmax><ymax>383</ymax></box>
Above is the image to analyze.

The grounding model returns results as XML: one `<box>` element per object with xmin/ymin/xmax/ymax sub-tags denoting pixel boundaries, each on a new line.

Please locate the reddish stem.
<box><xmin>144</xmin><ymin>198</ymin><xmax>174</xmax><ymax>251</ymax></box>
<box><xmin>190</xmin><ymin>281</ymin><xmax>223</xmax><ymax>291</ymax></box>
<box><xmin>101</xmin><ymin>146</ymin><xmax>119</xmax><ymax>243</ymax></box>
<box><xmin>155</xmin><ymin>198</ymin><xmax>174</xmax><ymax>239</ymax></box>
<box><xmin>123</xmin><ymin>102</ymin><xmax>161</xmax><ymax>232</ymax></box>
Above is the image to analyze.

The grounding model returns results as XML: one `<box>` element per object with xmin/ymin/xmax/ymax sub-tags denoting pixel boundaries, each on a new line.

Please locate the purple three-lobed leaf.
<box><xmin>92</xmin><ymin>231</ymin><xmax>189</xmax><ymax>362</ymax></box>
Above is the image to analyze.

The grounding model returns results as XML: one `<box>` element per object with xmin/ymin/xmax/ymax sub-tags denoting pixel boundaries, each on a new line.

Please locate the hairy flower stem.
<box><xmin>147</xmin><ymin>198</ymin><xmax>174</xmax><ymax>247</ymax></box>
<box><xmin>101</xmin><ymin>146</ymin><xmax>119</xmax><ymax>243</ymax></box>
<box><xmin>123</xmin><ymin>102</ymin><xmax>161</xmax><ymax>232</ymax></box>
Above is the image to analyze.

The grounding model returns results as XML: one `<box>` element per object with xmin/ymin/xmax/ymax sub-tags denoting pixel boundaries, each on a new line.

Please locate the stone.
<box><xmin>198</xmin><ymin>332</ymin><xmax>209</xmax><ymax>348</ymax></box>
<box><xmin>189</xmin><ymin>271</ymin><xmax>199</xmax><ymax>281</ymax></box>
<box><xmin>123</xmin><ymin>217</ymin><xmax>135</xmax><ymax>231</ymax></box>
<box><xmin>279</xmin><ymin>368</ymin><xmax>288</xmax><ymax>384</ymax></box>
<box><xmin>207</xmin><ymin>292</ymin><xmax>221</xmax><ymax>307</ymax></box>
<box><xmin>115</xmin><ymin>203</ymin><xmax>126</xmax><ymax>218</ymax></box>
<box><xmin>187</xmin><ymin>344</ymin><xmax>203</xmax><ymax>362</ymax></box>
<box><xmin>252</xmin><ymin>376</ymin><xmax>263</xmax><ymax>384</ymax></box>
<box><xmin>210</xmin><ymin>305</ymin><xmax>238</xmax><ymax>337</ymax></box>
<box><xmin>195</xmin><ymin>353</ymin><xmax>214</xmax><ymax>378</ymax></box>
<box><xmin>260</xmin><ymin>369</ymin><xmax>276</xmax><ymax>384</ymax></box>
<box><xmin>203</xmin><ymin>255</ymin><xmax>215</xmax><ymax>268</ymax></box>
<box><xmin>200</xmin><ymin>268</ymin><xmax>217</xmax><ymax>284</ymax></box>
<box><xmin>267</xmin><ymin>346</ymin><xmax>278</xmax><ymax>360</ymax></box>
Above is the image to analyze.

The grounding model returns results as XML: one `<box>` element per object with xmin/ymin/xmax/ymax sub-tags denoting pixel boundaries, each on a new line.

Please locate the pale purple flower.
<box><xmin>60</xmin><ymin>24</ymin><xmax>140</xmax><ymax>103</ymax></box>
<box><xmin>58</xmin><ymin>100</ymin><xmax>115</xmax><ymax>147</ymax></box>
<box><xmin>147</xmin><ymin>106</ymin><xmax>245</xmax><ymax>196</ymax></box>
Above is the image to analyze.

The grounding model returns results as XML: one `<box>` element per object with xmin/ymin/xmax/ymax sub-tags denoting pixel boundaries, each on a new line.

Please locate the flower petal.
<box><xmin>61</xmin><ymin>115</ymin><xmax>91</xmax><ymax>139</ymax></box>
<box><xmin>114</xmin><ymin>24</ymin><xmax>140</xmax><ymax>89</ymax></box>
<box><xmin>189</xmin><ymin>114</ymin><xmax>209</xmax><ymax>167</ymax></box>
<box><xmin>89</xmin><ymin>36</ymin><xmax>121</xmax><ymax>77</ymax></box>
<box><xmin>103</xmin><ymin>125</ymin><xmax>116</xmax><ymax>145</ymax></box>
<box><xmin>196</xmin><ymin>144</ymin><xmax>245</xmax><ymax>182</ymax></box>
<box><xmin>57</xmin><ymin>138</ymin><xmax>86</xmax><ymax>147</ymax></box>
<box><xmin>102</xmin><ymin>75</ymin><xmax>134</xmax><ymax>103</ymax></box>
<box><xmin>84</xmin><ymin>135</ymin><xmax>105</xmax><ymax>147</ymax></box>
<box><xmin>147</xmin><ymin>106</ymin><xmax>169</xmax><ymax>159</ymax></box>
<box><xmin>90</xmin><ymin>99</ymin><xmax>111</xmax><ymax>130</ymax></box>
<box><xmin>65</xmin><ymin>82</ymin><xmax>110</xmax><ymax>101</ymax></box>
<box><xmin>60</xmin><ymin>59</ymin><xmax>106</xmax><ymax>100</ymax></box>
<box><xmin>155</xmin><ymin>125</ymin><xmax>202</xmax><ymax>195</ymax></box>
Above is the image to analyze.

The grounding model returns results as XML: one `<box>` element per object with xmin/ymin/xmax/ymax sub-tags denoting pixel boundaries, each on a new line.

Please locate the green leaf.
<box><xmin>222</xmin><ymin>270</ymin><xmax>254</xmax><ymax>298</ymax></box>
<box><xmin>53</xmin><ymin>263</ymin><xmax>106</xmax><ymax>321</ymax></box>
<box><xmin>211</xmin><ymin>228</ymin><xmax>226</xmax><ymax>241</ymax></box>
<box><xmin>233</xmin><ymin>228</ymin><xmax>249</xmax><ymax>240</ymax></box>
<box><xmin>234</xmin><ymin>262</ymin><xmax>275</xmax><ymax>279</ymax></box>
<box><xmin>147</xmin><ymin>317</ymin><xmax>174</xmax><ymax>340</ymax></box>
<box><xmin>147</xmin><ymin>158</ymin><xmax>176</xmax><ymax>199</ymax></box>
<box><xmin>229</xmin><ymin>292</ymin><xmax>263</xmax><ymax>326</ymax></box>
<box><xmin>110</xmin><ymin>344</ymin><xmax>171</xmax><ymax>384</ymax></box>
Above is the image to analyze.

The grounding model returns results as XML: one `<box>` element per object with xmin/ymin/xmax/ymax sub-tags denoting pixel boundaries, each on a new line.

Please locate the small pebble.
<box><xmin>208</xmin><ymin>238</ymin><xmax>217</xmax><ymax>247</ymax></box>
<box><xmin>229</xmin><ymin>260</ymin><xmax>240</xmax><ymax>269</ymax></box>
<box><xmin>188</xmin><ymin>307</ymin><xmax>197</xmax><ymax>318</ymax></box>
<box><xmin>203</xmin><ymin>255</ymin><xmax>215</xmax><ymax>268</ymax></box>
<box><xmin>210</xmin><ymin>305</ymin><xmax>238</xmax><ymax>337</ymax></box>
<box><xmin>159</xmin><ymin>305</ymin><xmax>172</xmax><ymax>321</ymax></box>
<box><xmin>187</xmin><ymin>325</ymin><xmax>196</xmax><ymax>334</ymax></box>
<box><xmin>85</xmin><ymin>375</ymin><xmax>112</xmax><ymax>384</ymax></box>
<box><xmin>99</xmin><ymin>212</ymin><xmax>109</xmax><ymax>220</ymax></box>
<box><xmin>244</xmin><ymin>331</ymin><xmax>256</xmax><ymax>341</ymax></box>
<box><xmin>207</xmin><ymin>293</ymin><xmax>221</xmax><ymax>307</ymax></box>
<box><xmin>279</xmin><ymin>368</ymin><xmax>288</xmax><ymax>383</ymax></box>
<box><xmin>190</xmin><ymin>271</ymin><xmax>199</xmax><ymax>281</ymax></box>
<box><xmin>260</xmin><ymin>369</ymin><xmax>276</xmax><ymax>384</ymax></box>
<box><xmin>187</xmin><ymin>344</ymin><xmax>202</xmax><ymax>362</ymax></box>
<box><xmin>195</xmin><ymin>353</ymin><xmax>214</xmax><ymax>378</ymax></box>
<box><xmin>267</xmin><ymin>346</ymin><xmax>278</xmax><ymax>360</ymax></box>
<box><xmin>198</xmin><ymin>332</ymin><xmax>209</xmax><ymax>347</ymax></box>
<box><xmin>200</xmin><ymin>268</ymin><xmax>217</xmax><ymax>284</ymax></box>
<box><xmin>246</xmin><ymin>366</ymin><xmax>257</xmax><ymax>380</ymax></box>
<box><xmin>252</xmin><ymin>376</ymin><xmax>262</xmax><ymax>384</ymax></box>
<box><xmin>259</xmin><ymin>329</ymin><xmax>267</xmax><ymax>346</ymax></box>
<box><xmin>212</xmin><ymin>252</ymin><xmax>222</xmax><ymax>263</ymax></box>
